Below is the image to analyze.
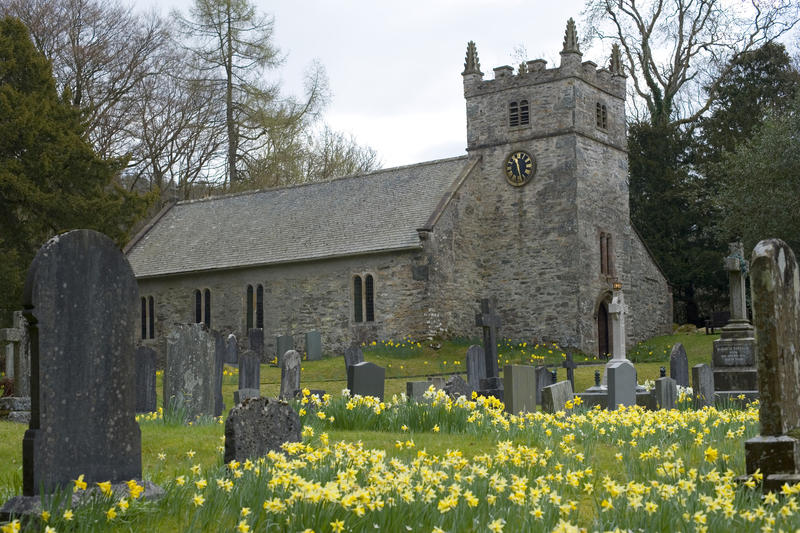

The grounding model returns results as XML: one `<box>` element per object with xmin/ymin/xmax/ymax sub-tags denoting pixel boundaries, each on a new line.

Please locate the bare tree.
<box><xmin>583</xmin><ymin>0</ymin><xmax>800</xmax><ymax>126</ymax></box>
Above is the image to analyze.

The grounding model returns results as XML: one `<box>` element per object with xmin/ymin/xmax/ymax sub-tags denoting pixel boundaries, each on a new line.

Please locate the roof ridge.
<box><xmin>175</xmin><ymin>154</ymin><xmax>469</xmax><ymax>206</ymax></box>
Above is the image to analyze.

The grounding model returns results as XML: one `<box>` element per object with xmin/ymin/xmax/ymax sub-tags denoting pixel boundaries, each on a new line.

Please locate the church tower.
<box><xmin>460</xmin><ymin>19</ymin><xmax>638</xmax><ymax>353</ymax></box>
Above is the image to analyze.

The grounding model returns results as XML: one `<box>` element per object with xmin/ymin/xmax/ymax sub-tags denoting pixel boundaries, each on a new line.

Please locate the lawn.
<box><xmin>4</xmin><ymin>330</ymin><xmax>783</xmax><ymax>533</ymax></box>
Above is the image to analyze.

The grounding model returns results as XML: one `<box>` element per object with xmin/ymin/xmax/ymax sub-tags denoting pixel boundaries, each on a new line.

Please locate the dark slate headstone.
<box><xmin>224</xmin><ymin>397</ymin><xmax>301</xmax><ymax>463</ymax></box>
<box><xmin>692</xmin><ymin>364</ymin><xmax>715</xmax><ymax>408</ymax></box>
<box><xmin>669</xmin><ymin>343</ymin><xmax>689</xmax><ymax>388</ymax></box>
<box><xmin>475</xmin><ymin>298</ymin><xmax>502</xmax><ymax>378</ymax></box>
<box><xmin>213</xmin><ymin>330</ymin><xmax>225</xmax><ymax>416</ymax></box>
<box><xmin>653</xmin><ymin>376</ymin><xmax>678</xmax><ymax>410</ymax></box>
<box><xmin>305</xmin><ymin>331</ymin><xmax>322</xmax><ymax>361</ymax></box>
<box><xmin>225</xmin><ymin>334</ymin><xmax>239</xmax><ymax>365</ymax></box>
<box><xmin>248</xmin><ymin>328</ymin><xmax>264</xmax><ymax>361</ymax></box>
<box><xmin>442</xmin><ymin>375</ymin><xmax>471</xmax><ymax>399</ymax></box>
<box><xmin>534</xmin><ymin>366</ymin><xmax>554</xmax><ymax>405</ymax></box>
<box><xmin>541</xmin><ymin>381</ymin><xmax>574</xmax><ymax>414</ymax></box>
<box><xmin>607</xmin><ymin>360</ymin><xmax>636</xmax><ymax>410</ymax></box>
<box><xmin>465</xmin><ymin>345</ymin><xmax>486</xmax><ymax>392</ymax></box>
<box><xmin>280</xmin><ymin>350</ymin><xmax>301</xmax><ymax>400</ymax></box>
<box><xmin>504</xmin><ymin>365</ymin><xmax>536</xmax><ymax>414</ymax></box>
<box><xmin>347</xmin><ymin>362</ymin><xmax>385</xmax><ymax>401</ymax></box>
<box><xmin>20</xmin><ymin>230</ymin><xmax>141</xmax><ymax>495</ymax></box>
<box><xmin>165</xmin><ymin>323</ymin><xmax>221</xmax><ymax>420</ymax></box>
<box><xmin>343</xmin><ymin>345</ymin><xmax>364</xmax><ymax>374</ymax></box>
<box><xmin>135</xmin><ymin>346</ymin><xmax>157</xmax><ymax>413</ymax></box>
<box><xmin>238</xmin><ymin>350</ymin><xmax>261</xmax><ymax>391</ymax></box>
<box><xmin>276</xmin><ymin>335</ymin><xmax>294</xmax><ymax>366</ymax></box>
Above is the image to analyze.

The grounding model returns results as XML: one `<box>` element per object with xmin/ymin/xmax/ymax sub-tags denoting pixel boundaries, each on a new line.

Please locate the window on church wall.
<box><xmin>141</xmin><ymin>297</ymin><xmax>147</xmax><ymax>339</ymax></box>
<box><xmin>519</xmin><ymin>100</ymin><xmax>529</xmax><ymax>125</ymax></box>
<box><xmin>365</xmin><ymin>275</ymin><xmax>375</xmax><ymax>322</ymax></box>
<box><xmin>256</xmin><ymin>284</ymin><xmax>264</xmax><ymax>329</ymax></box>
<box><xmin>596</xmin><ymin>102</ymin><xmax>607</xmax><ymax>129</ymax></box>
<box><xmin>508</xmin><ymin>102</ymin><xmax>519</xmax><ymax>127</ymax></box>
<box><xmin>148</xmin><ymin>296</ymin><xmax>155</xmax><ymax>339</ymax></box>
<box><xmin>246</xmin><ymin>285</ymin><xmax>254</xmax><ymax>330</ymax></box>
<box><xmin>194</xmin><ymin>289</ymin><xmax>202</xmax><ymax>324</ymax></box>
<box><xmin>606</xmin><ymin>234</ymin><xmax>615</xmax><ymax>276</ymax></box>
<box><xmin>204</xmin><ymin>289</ymin><xmax>211</xmax><ymax>328</ymax></box>
<box><xmin>353</xmin><ymin>276</ymin><xmax>363</xmax><ymax>323</ymax></box>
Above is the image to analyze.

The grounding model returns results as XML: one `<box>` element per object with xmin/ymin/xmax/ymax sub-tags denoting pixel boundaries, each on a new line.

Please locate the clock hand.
<box><xmin>515</xmin><ymin>158</ymin><xmax>522</xmax><ymax>179</ymax></box>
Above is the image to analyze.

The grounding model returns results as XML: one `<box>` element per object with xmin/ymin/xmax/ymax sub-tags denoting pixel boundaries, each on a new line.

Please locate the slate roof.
<box><xmin>126</xmin><ymin>156</ymin><xmax>472</xmax><ymax>278</ymax></box>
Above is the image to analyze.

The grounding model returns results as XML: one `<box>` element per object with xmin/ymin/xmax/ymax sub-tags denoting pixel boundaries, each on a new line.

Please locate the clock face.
<box><xmin>504</xmin><ymin>151</ymin><xmax>535</xmax><ymax>186</ymax></box>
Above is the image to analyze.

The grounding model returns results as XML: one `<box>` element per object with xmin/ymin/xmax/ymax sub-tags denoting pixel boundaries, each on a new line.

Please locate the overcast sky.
<box><xmin>141</xmin><ymin>0</ymin><xmax>600</xmax><ymax>168</ymax></box>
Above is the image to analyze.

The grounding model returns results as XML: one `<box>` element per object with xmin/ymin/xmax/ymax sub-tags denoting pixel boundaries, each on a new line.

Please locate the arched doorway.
<box><xmin>598</xmin><ymin>302</ymin><xmax>610</xmax><ymax>358</ymax></box>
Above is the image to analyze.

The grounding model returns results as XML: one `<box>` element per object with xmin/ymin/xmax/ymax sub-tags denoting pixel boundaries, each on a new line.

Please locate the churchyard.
<box><xmin>1</xmin><ymin>233</ymin><xmax>799</xmax><ymax>532</ymax></box>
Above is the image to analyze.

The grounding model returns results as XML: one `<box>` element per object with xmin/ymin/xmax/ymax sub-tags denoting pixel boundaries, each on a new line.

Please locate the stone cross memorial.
<box><xmin>561</xmin><ymin>352</ymin><xmax>578</xmax><ymax>391</ymax></box>
<box><xmin>475</xmin><ymin>298</ymin><xmax>501</xmax><ymax>379</ymax></box>
<box><xmin>18</xmin><ymin>230</ymin><xmax>141</xmax><ymax>495</ymax></box>
<box><xmin>603</xmin><ymin>284</ymin><xmax>628</xmax><ymax>385</ymax></box>
<box><xmin>280</xmin><ymin>350</ymin><xmax>301</xmax><ymax>399</ymax></box>
<box><xmin>465</xmin><ymin>345</ymin><xmax>486</xmax><ymax>392</ymax></box>
<box><xmin>669</xmin><ymin>343</ymin><xmax>689</xmax><ymax>388</ymax></box>
<box><xmin>135</xmin><ymin>346</ymin><xmax>157</xmax><ymax>413</ymax></box>
<box><xmin>165</xmin><ymin>323</ymin><xmax>222</xmax><ymax>419</ymax></box>
<box><xmin>745</xmin><ymin>239</ymin><xmax>800</xmax><ymax>490</ymax></box>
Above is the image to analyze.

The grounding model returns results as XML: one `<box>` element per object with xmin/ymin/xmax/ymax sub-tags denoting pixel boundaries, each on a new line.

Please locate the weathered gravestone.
<box><xmin>607</xmin><ymin>360</ymin><xmax>636</xmax><ymax>410</ymax></box>
<box><xmin>347</xmin><ymin>362</ymin><xmax>385</xmax><ymax>401</ymax></box>
<box><xmin>280</xmin><ymin>350</ymin><xmax>301</xmax><ymax>399</ymax></box>
<box><xmin>669</xmin><ymin>343</ymin><xmax>690</xmax><ymax>388</ymax></box>
<box><xmin>305</xmin><ymin>331</ymin><xmax>322</xmax><ymax>361</ymax></box>
<box><xmin>213</xmin><ymin>331</ymin><xmax>225</xmax><ymax>416</ymax></box>
<box><xmin>17</xmin><ymin>230</ymin><xmax>142</xmax><ymax>495</ymax></box>
<box><xmin>0</xmin><ymin>311</ymin><xmax>30</xmax><ymax>398</ymax></box>
<box><xmin>276</xmin><ymin>335</ymin><xmax>294</xmax><ymax>366</ymax></box>
<box><xmin>534</xmin><ymin>366</ymin><xmax>554</xmax><ymax>405</ymax></box>
<box><xmin>165</xmin><ymin>323</ymin><xmax>222</xmax><ymax>419</ymax></box>
<box><xmin>224</xmin><ymin>397</ymin><xmax>301</xmax><ymax>463</ymax></box>
<box><xmin>248</xmin><ymin>328</ymin><xmax>264</xmax><ymax>362</ymax></box>
<box><xmin>465</xmin><ymin>345</ymin><xmax>486</xmax><ymax>392</ymax></box>
<box><xmin>406</xmin><ymin>381</ymin><xmax>430</xmax><ymax>400</ymax></box>
<box><xmin>653</xmin><ymin>375</ymin><xmax>678</xmax><ymax>410</ymax></box>
<box><xmin>692</xmin><ymin>364</ymin><xmax>715</xmax><ymax>408</ymax></box>
<box><xmin>135</xmin><ymin>346</ymin><xmax>157</xmax><ymax>413</ymax></box>
<box><xmin>504</xmin><ymin>365</ymin><xmax>536</xmax><ymax>414</ymax></box>
<box><xmin>442</xmin><ymin>375</ymin><xmax>471</xmax><ymax>399</ymax></box>
<box><xmin>343</xmin><ymin>345</ymin><xmax>364</xmax><ymax>375</ymax></box>
<box><xmin>541</xmin><ymin>381</ymin><xmax>574</xmax><ymax>414</ymax></box>
<box><xmin>744</xmin><ymin>239</ymin><xmax>800</xmax><ymax>491</ymax></box>
<box><xmin>475</xmin><ymin>298</ymin><xmax>502</xmax><ymax>394</ymax></box>
<box><xmin>713</xmin><ymin>241</ymin><xmax>758</xmax><ymax>399</ymax></box>
<box><xmin>234</xmin><ymin>349</ymin><xmax>260</xmax><ymax>404</ymax></box>
<box><xmin>225</xmin><ymin>334</ymin><xmax>239</xmax><ymax>365</ymax></box>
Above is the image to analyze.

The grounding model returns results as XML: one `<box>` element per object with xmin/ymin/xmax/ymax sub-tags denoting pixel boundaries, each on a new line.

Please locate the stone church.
<box><xmin>125</xmin><ymin>19</ymin><xmax>672</xmax><ymax>359</ymax></box>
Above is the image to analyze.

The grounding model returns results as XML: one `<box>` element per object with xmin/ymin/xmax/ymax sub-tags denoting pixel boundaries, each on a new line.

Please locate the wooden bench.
<box><xmin>705</xmin><ymin>311</ymin><xmax>730</xmax><ymax>334</ymax></box>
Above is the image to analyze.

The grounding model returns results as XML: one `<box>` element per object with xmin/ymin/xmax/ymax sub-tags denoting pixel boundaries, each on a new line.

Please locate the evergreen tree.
<box><xmin>0</xmin><ymin>16</ymin><xmax>151</xmax><ymax>322</ymax></box>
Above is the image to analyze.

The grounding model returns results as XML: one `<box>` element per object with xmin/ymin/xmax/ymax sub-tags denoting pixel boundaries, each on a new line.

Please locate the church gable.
<box><xmin>126</xmin><ymin>156</ymin><xmax>470</xmax><ymax>278</ymax></box>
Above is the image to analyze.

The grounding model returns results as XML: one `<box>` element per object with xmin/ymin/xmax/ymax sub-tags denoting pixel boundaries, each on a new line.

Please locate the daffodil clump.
<box><xmin>362</xmin><ymin>338</ymin><xmax>424</xmax><ymax>359</ymax></box>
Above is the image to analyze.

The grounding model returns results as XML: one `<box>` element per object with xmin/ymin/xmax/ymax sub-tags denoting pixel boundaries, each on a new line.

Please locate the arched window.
<box><xmin>600</xmin><ymin>232</ymin><xmax>614</xmax><ymax>276</ymax></box>
<box><xmin>148</xmin><ymin>296</ymin><xmax>155</xmax><ymax>339</ymax></box>
<box><xmin>365</xmin><ymin>275</ymin><xmax>375</xmax><ymax>322</ymax></box>
<box><xmin>141</xmin><ymin>297</ymin><xmax>147</xmax><ymax>339</ymax></box>
<box><xmin>353</xmin><ymin>276</ymin><xmax>363</xmax><ymax>323</ymax></box>
<box><xmin>246</xmin><ymin>285</ymin><xmax>254</xmax><ymax>330</ymax></box>
<box><xmin>519</xmin><ymin>99</ymin><xmax>529</xmax><ymax>125</ymax></box>
<box><xmin>194</xmin><ymin>289</ymin><xmax>202</xmax><ymax>324</ymax></box>
<box><xmin>204</xmin><ymin>289</ymin><xmax>211</xmax><ymax>328</ymax></box>
<box><xmin>508</xmin><ymin>101</ymin><xmax>519</xmax><ymax>127</ymax></box>
<box><xmin>256</xmin><ymin>284</ymin><xmax>264</xmax><ymax>329</ymax></box>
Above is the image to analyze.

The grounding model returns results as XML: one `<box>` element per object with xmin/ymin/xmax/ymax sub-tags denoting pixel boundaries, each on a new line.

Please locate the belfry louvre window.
<box><xmin>596</xmin><ymin>102</ymin><xmax>608</xmax><ymax>129</ymax></box>
<box><xmin>509</xmin><ymin>100</ymin><xmax>530</xmax><ymax>127</ymax></box>
<box><xmin>246</xmin><ymin>284</ymin><xmax>264</xmax><ymax>330</ymax></box>
<box><xmin>195</xmin><ymin>289</ymin><xmax>211</xmax><ymax>327</ymax></box>
<box><xmin>353</xmin><ymin>274</ymin><xmax>376</xmax><ymax>323</ymax></box>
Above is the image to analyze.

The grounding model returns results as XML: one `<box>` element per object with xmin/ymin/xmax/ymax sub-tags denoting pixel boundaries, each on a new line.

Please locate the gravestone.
<box><xmin>248</xmin><ymin>328</ymin><xmax>264</xmax><ymax>362</ymax></box>
<box><xmin>347</xmin><ymin>362</ymin><xmax>385</xmax><ymax>401</ymax></box>
<box><xmin>406</xmin><ymin>381</ymin><xmax>430</xmax><ymax>400</ymax></box>
<box><xmin>603</xmin><ymin>284</ymin><xmax>628</xmax><ymax>385</ymax></box>
<box><xmin>475</xmin><ymin>298</ymin><xmax>501</xmax><ymax>378</ymax></box>
<box><xmin>561</xmin><ymin>352</ymin><xmax>578</xmax><ymax>391</ymax></box>
<box><xmin>541</xmin><ymin>381</ymin><xmax>574</xmax><ymax>414</ymax></box>
<box><xmin>225</xmin><ymin>334</ymin><xmax>239</xmax><ymax>365</ymax></box>
<box><xmin>534</xmin><ymin>366</ymin><xmax>554</xmax><ymax>405</ymax></box>
<box><xmin>0</xmin><ymin>311</ymin><xmax>30</xmax><ymax>397</ymax></box>
<box><xmin>135</xmin><ymin>346</ymin><xmax>157</xmax><ymax>413</ymax></box>
<box><xmin>465</xmin><ymin>345</ymin><xmax>486</xmax><ymax>392</ymax></box>
<box><xmin>276</xmin><ymin>335</ymin><xmax>294</xmax><ymax>366</ymax></box>
<box><xmin>442</xmin><ymin>375</ymin><xmax>471</xmax><ymax>399</ymax></box>
<box><xmin>165</xmin><ymin>323</ymin><xmax>222</xmax><ymax>419</ymax></box>
<box><xmin>578</xmin><ymin>370</ymin><xmax>608</xmax><ymax>409</ymax></box>
<box><xmin>213</xmin><ymin>331</ymin><xmax>225</xmax><ymax>416</ymax></box>
<box><xmin>343</xmin><ymin>345</ymin><xmax>364</xmax><ymax>375</ymax></box>
<box><xmin>504</xmin><ymin>365</ymin><xmax>536</xmax><ymax>414</ymax></box>
<box><xmin>16</xmin><ymin>230</ymin><xmax>142</xmax><ymax>495</ymax></box>
<box><xmin>280</xmin><ymin>350</ymin><xmax>301</xmax><ymax>400</ymax></box>
<box><xmin>224</xmin><ymin>397</ymin><xmax>301</xmax><ymax>463</ymax></box>
<box><xmin>235</xmin><ymin>349</ymin><xmax>260</xmax><ymax>405</ymax></box>
<box><xmin>429</xmin><ymin>376</ymin><xmax>446</xmax><ymax>389</ymax></box>
<box><xmin>692</xmin><ymin>364</ymin><xmax>715</xmax><ymax>408</ymax></box>
<box><xmin>712</xmin><ymin>242</ymin><xmax>758</xmax><ymax>399</ymax></box>
<box><xmin>653</xmin><ymin>376</ymin><xmax>678</xmax><ymax>410</ymax></box>
<box><xmin>669</xmin><ymin>343</ymin><xmax>689</xmax><ymax>388</ymax></box>
<box><xmin>607</xmin><ymin>360</ymin><xmax>636</xmax><ymax>410</ymax></box>
<box><xmin>305</xmin><ymin>331</ymin><xmax>322</xmax><ymax>361</ymax></box>
<box><xmin>745</xmin><ymin>239</ymin><xmax>800</xmax><ymax>490</ymax></box>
